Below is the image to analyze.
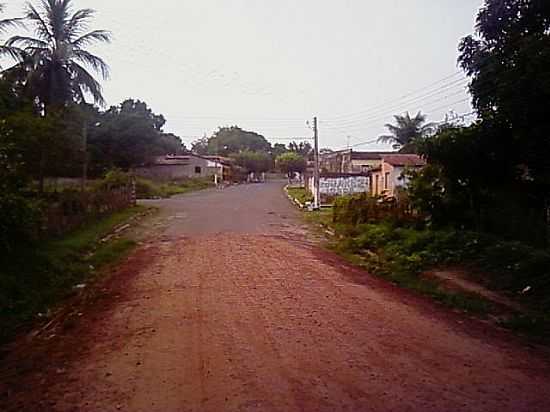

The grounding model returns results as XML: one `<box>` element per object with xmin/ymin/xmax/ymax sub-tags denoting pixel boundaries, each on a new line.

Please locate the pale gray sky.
<box><xmin>2</xmin><ymin>0</ymin><xmax>482</xmax><ymax>150</ymax></box>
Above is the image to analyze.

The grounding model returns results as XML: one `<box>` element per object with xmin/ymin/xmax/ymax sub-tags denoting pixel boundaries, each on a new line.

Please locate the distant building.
<box><xmin>320</xmin><ymin>149</ymin><xmax>395</xmax><ymax>174</ymax></box>
<box><xmin>314</xmin><ymin>150</ymin><xmax>426</xmax><ymax>200</ymax></box>
<box><xmin>134</xmin><ymin>154</ymin><xmax>234</xmax><ymax>182</ymax></box>
<box><xmin>370</xmin><ymin>154</ymin><xmax>426</xmax><ymax>197</ymax></box>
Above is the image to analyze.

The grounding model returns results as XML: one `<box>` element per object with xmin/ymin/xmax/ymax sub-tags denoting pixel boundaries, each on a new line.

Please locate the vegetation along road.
<box><xmin>1</xmin><ymin>181</ymin><xmax>549</xmax><ymax>412</ymax></box>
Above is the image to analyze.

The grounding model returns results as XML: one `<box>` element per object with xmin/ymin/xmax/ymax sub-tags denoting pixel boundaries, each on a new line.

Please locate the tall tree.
<box><xmin>232</xmin><ymin>151</ymin><xmax>272</xmax><ymax>175</ymax></box>
<box><xmin>458</xmin><ymin>0</ymin><xmax>550</xmax><ymax>188</ymax></box>
<box><xmin>378</xmin><ymin>111</ymin><xmax>435</xmax><ymax>152</ymax></box>
<box><xmin>6</xmin><ymin>0</ymin><xmax>111</xmax><ymax>109</ymax></box>
<box><xmin>87</xmin><ymin>99</ymin><xmax>183</xmax><ymax>174</ymax></box>
<box><xmin>206</xmin><ymin>126</ymin><xmax>271</xmax><ymax>156</ymax></box>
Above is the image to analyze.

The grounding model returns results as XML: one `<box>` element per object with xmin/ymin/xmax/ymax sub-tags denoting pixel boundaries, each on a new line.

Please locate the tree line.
<box><xmin>191</xmin><ymin>125</ymin><xmax>310</xmax><ymax>176</ymax></box>
<box><xmin>400</xmin><ymin>0</ymin><xmax>550</xmax><ymax>246</ymax></box>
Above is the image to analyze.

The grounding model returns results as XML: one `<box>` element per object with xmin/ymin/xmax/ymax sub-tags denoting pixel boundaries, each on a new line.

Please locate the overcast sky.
<box><xmin>2</xmin><ymin>0</ymin><xmax>483</xmax><ymax>150</ymax></box>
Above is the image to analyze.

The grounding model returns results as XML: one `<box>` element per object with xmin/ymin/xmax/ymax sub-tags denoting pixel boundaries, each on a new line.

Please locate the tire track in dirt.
<box><xmin>2</xmin><ymin>233</ymin><xmax>550</xmax><ymax>412</ymax></box>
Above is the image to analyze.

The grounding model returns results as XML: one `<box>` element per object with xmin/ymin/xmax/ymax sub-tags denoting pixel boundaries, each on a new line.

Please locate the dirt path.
<box><xmin>2</xmin><ymin>183</ymin><xmax>550</xmax><ymax>411</ymax></box>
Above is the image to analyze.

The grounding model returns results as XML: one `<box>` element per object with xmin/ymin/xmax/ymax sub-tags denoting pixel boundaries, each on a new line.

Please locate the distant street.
<box><xmin>3</xmin><ymin>181</ymin><xmax>550</xmax><ymax>412</ymax></box>
<box><xmin>139</xmin><ymin>181</ymin><xmax>305</xmax><ymax>237</ymax></box>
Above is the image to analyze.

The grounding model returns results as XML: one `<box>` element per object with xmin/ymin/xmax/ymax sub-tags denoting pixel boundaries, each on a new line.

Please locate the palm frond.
<box><xmin>0</xmin><ymin>17</ymin><xmax>25</xmax><ymax>33</ymax></box>
<box><xmin>25</xmin><ymin>1</ymin><xmax>53</xmax><ymax>41</ymax></box>
<box><xmin>72</xmin><ymin>48</ymin><xmax>109</xmax><ymax>79</ymax></box>
<box><xmin>0</xmin><ymin>45</ymin><xmax>25</xmax><ymax>62</ymax></box>
<box><xmin>66</xmin><ymin>7</ymin><xmax>95</xmax><ymax>38</ymax></box>
<box><xmin>71</xmin><ymin>61</ymin><xmax>105</xmax><ymax>106</ymax></box>
<box><xmin>5</xmin><ymin>35</ymin><xmax>48</xmax><ymax>49</ymax></box>
<box><xmin>72</xmin><ymin>29</ymin><xmax>111</xmax><ymax>48</ymax></box>
<box><xmin>377</xmin><ymin>134</ymin><xmax>398</xmax><ymax>144</ymax></box>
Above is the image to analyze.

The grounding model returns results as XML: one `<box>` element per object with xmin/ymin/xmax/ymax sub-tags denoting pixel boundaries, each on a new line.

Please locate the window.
<box><xmin>195</xmin><ymin>166</ymin><xmax>201</xmax><ymax>174</ymax></box>
<box><xmin>384</xmin><ymin>172</ymin><xmax>390</xmax><ymax>190</ymax></box>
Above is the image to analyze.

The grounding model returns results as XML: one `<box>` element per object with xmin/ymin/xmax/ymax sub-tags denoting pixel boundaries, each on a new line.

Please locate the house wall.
<box><xmin>350</xmin><ymin>159</ymin><xmax>382</xmax><ymax>173</ymax></box>
<box><xmin>135</xmin><ymin>156</ymin><xmax>212</xmax><ymax>181</ymax></box>
<box><xmin>372</xmin><ymin>163</ymin><xmax>419</xmax><ymax>197</ymax></box>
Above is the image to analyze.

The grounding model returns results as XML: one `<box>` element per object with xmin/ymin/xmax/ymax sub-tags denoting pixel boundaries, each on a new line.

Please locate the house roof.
<box><xmin>351</xmin><ymin>151</ymin><xmax>395</xmax><ymax>160</ymax></box>
<box><xmin>381</xmin><ymin>154</ymin><xmax>426</xmax><ymax>167</ymax></box>
<box><xmin>153</xmin><ymin>155</ymin><xmax>193</xmax><ymax>166</ymax></box>
<box><xmin>202</xmin><ymin>155</ymin><xmax>234</xmax><ymax>166</ymax></box>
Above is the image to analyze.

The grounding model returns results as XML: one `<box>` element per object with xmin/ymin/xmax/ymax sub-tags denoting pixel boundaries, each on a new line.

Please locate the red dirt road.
<box><xmin>2</xmin><ymin>183</ymin><xmax>550</xmax><ymax>411</ymax></box>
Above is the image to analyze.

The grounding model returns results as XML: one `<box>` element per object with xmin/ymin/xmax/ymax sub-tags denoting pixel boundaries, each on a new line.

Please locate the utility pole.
<box><xmin>313</xmin><ymin>117</ymin><xmax>320</xmax><ymax>210</ymax></box>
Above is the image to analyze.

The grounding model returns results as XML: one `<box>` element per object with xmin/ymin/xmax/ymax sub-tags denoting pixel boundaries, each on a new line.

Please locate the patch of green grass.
<box><xmin>0</xmin><ymin>206</ymin><xmax>149</xmax><ymax>343</ymax></box>
<box><xmin>324</xmin><ymin>210</ymin><xmax>550</xmax><ymax>339</ymax></box>
<box><xmin>136</xmin><ymin>177</ymin><xmax>214</xmax><ymax>199</ymax></box>
<box><xmin>287</xmin><ymin>186</ymin><xmax>313</xmax><ymax>205</ymax></box>
<box><xmin>88</xmin><ymin>238</ymin><xmax>137</xmax><ymax>268</ymax></box>
<box><xmin>304</xmin><ymin>211</ymin><xmax>516</xmax><ymax>317</ymax></box>
<box><xmin>47</xmin><ymin>206</ymin><xmax>145</xmax><ymax>258</ymax></box>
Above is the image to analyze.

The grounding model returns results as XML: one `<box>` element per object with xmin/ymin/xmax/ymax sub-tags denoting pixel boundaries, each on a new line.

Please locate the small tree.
<box><xmin>233</xmin><ymin>151</ymin><xmax>272</xmax><ymax>175</ymax></box>
<box><xmin>276</xmin><ymin>152</ymin><xmax>306</xmax><ymax>181</ymax></box>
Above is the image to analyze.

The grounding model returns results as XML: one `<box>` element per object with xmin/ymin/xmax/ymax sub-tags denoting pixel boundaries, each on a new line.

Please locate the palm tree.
<box><xmin>378</xmin><ymin>111</ymin><xmax>435</xmax><ymax>152</ymax></box>
<box><xmin>6</xmin><ymin>0</ymin><xmax>111</xmax><ymax>109</ymax></box>
<box><xmin>0</xmin><ymin>3</ymin><xmax>25</xmax><ymax>64</ymax></box>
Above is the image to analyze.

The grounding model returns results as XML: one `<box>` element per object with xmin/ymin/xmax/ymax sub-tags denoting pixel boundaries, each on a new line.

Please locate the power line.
<box><xmin>321</xmin><ymin>89</ymin><xmax>469</xmax><ymax>133</ymax></box>
<box><xmin>326</xmin><ymin>71</ymin><xmax>465</xmax><ymax>121</ymax></box>
<box><xmin>325</xmin><ymin>77</ymin><xmax>469</xmax><ymax>125</ymax></box>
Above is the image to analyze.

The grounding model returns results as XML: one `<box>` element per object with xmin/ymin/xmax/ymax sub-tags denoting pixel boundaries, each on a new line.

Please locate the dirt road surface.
<box><xmin>2</xmin><ymin>181</ymin><xmax>550</xmax><ymax>411</ymax></box>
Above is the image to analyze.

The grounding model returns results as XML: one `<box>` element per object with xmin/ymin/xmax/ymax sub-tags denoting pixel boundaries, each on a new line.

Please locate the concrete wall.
<box><xmin>307</xmin><ymin>174</ymin><xmax>369</xmax><ymax>203</ymax></box>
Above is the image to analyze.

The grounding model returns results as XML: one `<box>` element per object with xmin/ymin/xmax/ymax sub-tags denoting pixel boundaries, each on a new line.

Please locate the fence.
<box><xmin>42</xmin><ymin>184</ymin><xmax>135</xmax><ymax>237</ymax></box>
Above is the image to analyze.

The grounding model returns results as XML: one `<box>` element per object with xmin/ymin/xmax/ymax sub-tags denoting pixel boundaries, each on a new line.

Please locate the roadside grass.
<box><xmin>304</xmin><ymin>210</ymin><xmax>550</xmax><ymax>339</ymax></box>
<box><xmin>286</xmin><ymin>186</ymin><xmax>313</xmax><ymax>205</ymax></box>
<box><xmin>136</xmin><ymin>177</ymin><xmax>214</xmax><ymax>199</ymax></box>
<box><xmin>0</xmin><ymin>206</ymin><xmax>150</xmax><ymax>344</ymax></box>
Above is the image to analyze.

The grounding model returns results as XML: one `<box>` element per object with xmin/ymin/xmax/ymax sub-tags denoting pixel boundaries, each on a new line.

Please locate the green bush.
<box><xmin>333</xmin><ymin>193</ymin><xmax>417</xmax><ymax>226</ymax></box>
<box><xmin>135</xmin><ymin>177</ymin><xmax>213</xmax><ymax>199</ymax></box>
<box><xmin>0</xmin><ymin>192</ymin><xmax>42</xmax><ymax>255</ymax></box>
<box><xmin>333</xmin><ymin>216</ymin><xmax>550</xmax><ymax>314</ymax></box>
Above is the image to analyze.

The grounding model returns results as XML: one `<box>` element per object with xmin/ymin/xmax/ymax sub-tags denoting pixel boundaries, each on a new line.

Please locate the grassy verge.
<box><xmin>136</xmin><ymin>177</ymin><xmax>214</xmax><ymax>199</ymax></box>
<box><xmin>0</xmin><ymin>206</ymin><xmax>150</xmax><ymax>343</ymax></box>
<box><xmin>286</xmin><ymin>186</ymin><xmax>313</xmax><ymax>205</ymax></box>
<box><xmin>305</xmin><ymin>210</ymin><xmax>550</xmax><ymax>339</ymax></box>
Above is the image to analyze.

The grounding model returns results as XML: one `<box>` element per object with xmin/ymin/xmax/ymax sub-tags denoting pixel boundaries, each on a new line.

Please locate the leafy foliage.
<box><xmin>88</xmin><ymin>99</ymin><xmax>185</xmax><ymax>174</ymax></box>
<box><xmin>455</xmin><ymin>0</ymin><xmax>550</xmax><ymax>243</ymax></box>
<box><xmin>192</xmin><ymin>126</ymin><xmax>271</xmax><ymax>156</ymax></box>
<box><xmin>135</xmin><ymin>177</ymin><xmax>212</xmax><ymax>199</ymax></box>
<box><xmin>402</xmin><ymin>1</ymin><xmax>550</xmax><ymax>245</ymax></box>
<box><xmin>232</xmin><ymin>150</ymin><xmax>272</xmax><ymax>173</ymax></box>
<box><xmin>275</xmin><ymin>152</ymin><xmax>306</xmax><ymax>177</ymax></box>
<box><xmin>5</xmin><ymin>0</ymin><xmax>112</xmax><ymax>108</ymax></box>
<box><xmin>333</xmin><ymin>193</ymin><xmax>415</xmax><ymax>227</ymax></box>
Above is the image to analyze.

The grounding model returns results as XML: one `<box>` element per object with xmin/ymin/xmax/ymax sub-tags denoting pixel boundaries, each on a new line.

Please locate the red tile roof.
<box><xmin>381</xmin><ymin>154</ymin><xmax>426</xmax><ymax>167</ymax></box>
<box><xmin>351</xmin><ymin>151</ymin><xmax>395</xmax><ymax>160</ymax></box>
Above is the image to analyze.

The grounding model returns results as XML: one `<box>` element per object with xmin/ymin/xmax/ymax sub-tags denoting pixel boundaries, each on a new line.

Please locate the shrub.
<box><xmin>0</xmin><ymin>192</ymin><xmax>42</xmax><ymax>255</ymax></box>
<box><xmin>333</xmin><ymin>193</ymin><xmax>417</xmax><ymax>226</ymax></box>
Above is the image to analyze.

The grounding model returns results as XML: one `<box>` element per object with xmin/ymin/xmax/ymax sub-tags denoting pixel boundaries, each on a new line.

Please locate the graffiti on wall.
<box><xmin>319</xmin><ymin>176</ymin><xmax>369</xmax><ymax>196</ymax></box>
